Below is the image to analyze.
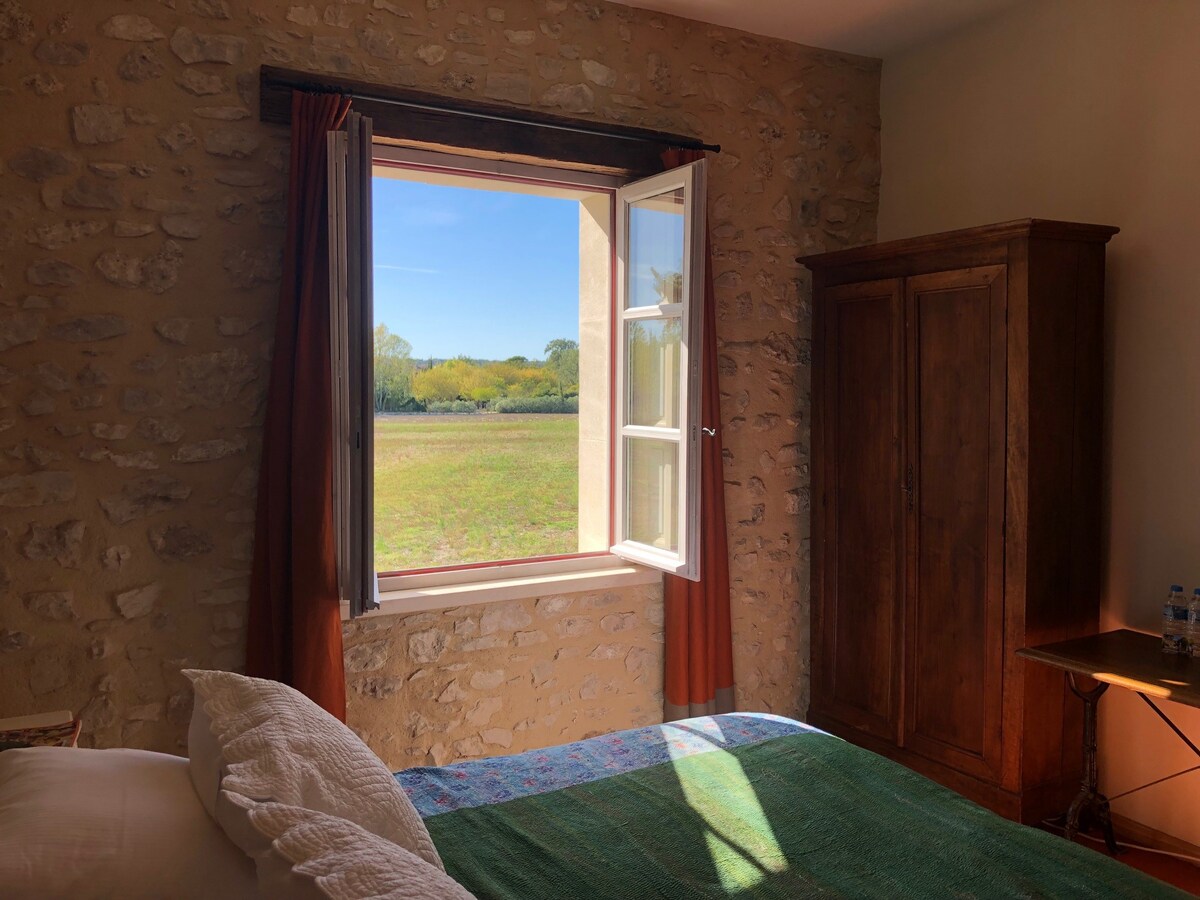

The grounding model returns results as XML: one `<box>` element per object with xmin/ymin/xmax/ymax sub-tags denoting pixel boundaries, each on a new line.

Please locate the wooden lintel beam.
<box><xmin>259</xmin><ymin>65</ymin><xmax>718</xmax><ymax>178</ymax></box>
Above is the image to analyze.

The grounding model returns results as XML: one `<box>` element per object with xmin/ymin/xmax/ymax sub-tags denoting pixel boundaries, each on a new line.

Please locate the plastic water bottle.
<box><xmin>1162</xmin><ymin>585</ymin><xmax>1188</xmax><ymax>654</ymax></box>
<box><xmin>1189</xmin><ymin>589</ymin><xmax>1200</xmax><ymax>658</ymax></box>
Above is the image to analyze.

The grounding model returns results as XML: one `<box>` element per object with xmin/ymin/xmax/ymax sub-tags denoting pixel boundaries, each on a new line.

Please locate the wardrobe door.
<box><xmin>904</xmin><ymin>266</ymin><xmax>1007</xmax><ymax>780</ymax></box>
<box><xmin>813</xmin><ymin>278</ymin><xmax>905</xmax><ymax>742</ymax></box>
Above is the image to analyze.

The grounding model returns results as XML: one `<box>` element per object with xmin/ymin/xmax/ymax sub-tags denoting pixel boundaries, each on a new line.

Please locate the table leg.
<box><xmin>1064</xmin><ymin>673</ymin><xmax>1118</xmax><ymax>855</ymax></box>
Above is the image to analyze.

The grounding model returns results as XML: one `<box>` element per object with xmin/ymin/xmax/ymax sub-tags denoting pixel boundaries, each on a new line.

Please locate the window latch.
<box><xmin>702</xmin><ymin>427</ymin><xmax>717</xmax><ymax>437</ymax></box>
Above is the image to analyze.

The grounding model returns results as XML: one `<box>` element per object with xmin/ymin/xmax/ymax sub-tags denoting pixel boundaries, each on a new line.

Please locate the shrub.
<box><xmin>425</xmin><ymin>399</ymin><xmax>478</xmax><ymax>414</ymax></box>
<box><xmin>394</xmin><ymin>396</ymin><xmax>427</xmax><ymax>413</ymax></box>
<box><xmin>491</xmin><ymin>396</ymin><xmax>579</xmax><ymax>414</ymax></box>
<box><xmin>376</xmin><ymin>394</ymin><xmax>426</xmax><ymax>413</ymax></box>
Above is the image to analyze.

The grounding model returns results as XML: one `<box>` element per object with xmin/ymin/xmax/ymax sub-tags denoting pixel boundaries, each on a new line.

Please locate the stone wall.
<box><xmin>346</xmin><ymin>585</ymin><xmax>664</xmax><ymax>768</ymax></box>
<box><xmin>0</xmin><ymin>0</ymin><xmax>880</xmax><ymax>761</ymax></box>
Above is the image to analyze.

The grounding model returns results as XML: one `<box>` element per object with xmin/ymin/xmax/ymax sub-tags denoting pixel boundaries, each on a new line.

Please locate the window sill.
<box><xmin>342</xmin><ymin>556</ymin><xmax>661</xmax><ymax>621</ymax></box>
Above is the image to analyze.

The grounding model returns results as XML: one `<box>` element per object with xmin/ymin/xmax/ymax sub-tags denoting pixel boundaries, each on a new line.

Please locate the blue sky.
<box><xmin>372</xmin><ymin>177</ymin><xmax>580</xmax><ymax>361</ymax></box>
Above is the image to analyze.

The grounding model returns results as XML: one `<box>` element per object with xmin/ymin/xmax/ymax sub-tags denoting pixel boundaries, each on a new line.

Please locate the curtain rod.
<box><xmin>334</xmin><ymin>89</ymin><xmax>721</xmax><ymax>154</ymax></box>
<box><xmin>268</xmin><ymin>76</ymin><xmax>720</xmax><ymax>154</ymax></box>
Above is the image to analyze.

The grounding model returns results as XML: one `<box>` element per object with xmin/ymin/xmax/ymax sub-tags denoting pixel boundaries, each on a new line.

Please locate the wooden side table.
<box><xmin>1018</xmin><ymin>629</ymin><xmax>1200</xmax><ymax>854</ymax></box>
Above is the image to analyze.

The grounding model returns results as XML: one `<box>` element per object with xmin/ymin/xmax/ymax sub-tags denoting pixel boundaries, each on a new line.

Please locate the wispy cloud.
<box><xmin>375</xmin><ymin>264</ymin><xmax>439</xmax><ymax>274</ymax></box>
<box><xmin>400</xmin><ymin>207</ymin><xmax>462</xmax><ymax>227</ymax></box>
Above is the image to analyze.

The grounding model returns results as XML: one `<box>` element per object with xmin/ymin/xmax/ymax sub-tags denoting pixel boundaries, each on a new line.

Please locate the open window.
<box><xmin>328</xmin><ymin>114</ymin><xmax>708</xmax><ymax>616</ymax></box>
<box><xmin>612</xmin><ymin>161</ymin><xmax>707</xmax><ymax>580</ymax></box>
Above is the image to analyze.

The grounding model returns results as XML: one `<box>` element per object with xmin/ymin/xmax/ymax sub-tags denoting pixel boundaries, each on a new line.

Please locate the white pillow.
<box><xmin>238</xmin><ymin>798</ymin><xmax>475</xmax><ymax>900</ymax></box>
<box><xmin>184</xmin><ymin>669</ymin><xmax>442</xmax><ymax>870</ymax></box>
<box><xmin>0</xmin><ymin>747</ymin><xmax>257</xmax><ymax>900</ymax></box>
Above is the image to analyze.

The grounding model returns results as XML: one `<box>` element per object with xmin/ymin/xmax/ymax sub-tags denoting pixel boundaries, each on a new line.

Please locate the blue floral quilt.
<box><xmin>396</xmin><ymin>712</ymin><xmax>817</xmax><ymax>818</ymax></box>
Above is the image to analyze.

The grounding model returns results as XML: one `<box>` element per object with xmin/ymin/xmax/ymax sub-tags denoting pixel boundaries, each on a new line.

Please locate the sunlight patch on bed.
<box><xmin>665</xmin><ymin>731</ymin><xmax>788</xmax><ymax>893</ymax></box>
<box><xmin>657</xmin><ymin>719</ymin><xmax>733</xmax><ymax>752</ymax></box>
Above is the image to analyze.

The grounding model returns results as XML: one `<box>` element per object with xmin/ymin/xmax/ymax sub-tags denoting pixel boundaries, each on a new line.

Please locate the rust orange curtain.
<box><xmin>247</xmin><ymin>92</ymin><xmax>352</xmax><ymax>720</ymax></box>
<box><xmin>661</xmin><ymin>148</ymin><xmax>736</xmax><ymax>720</ymax></box>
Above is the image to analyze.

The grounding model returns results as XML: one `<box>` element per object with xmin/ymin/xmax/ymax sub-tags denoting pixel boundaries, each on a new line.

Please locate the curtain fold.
<box><xmin>246</xmin><ymin>91</ymin><xmax>352</xmax><ymax>720</ymax></box>
<box><xmin>661</xmin><ymin>148</ymin><xmax>736</xmax><ymax>720</ymax></box>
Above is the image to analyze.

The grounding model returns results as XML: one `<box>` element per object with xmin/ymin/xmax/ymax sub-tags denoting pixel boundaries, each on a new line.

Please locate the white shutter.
<box><xmin>327</xmin><ymin>111</ymin><xmax>379</xmax><ymax>617</ymax></box>
<box><xmin>611</xmin><ymin>159</ymin><xmax>707</xmax><ymax>580</ymax></box>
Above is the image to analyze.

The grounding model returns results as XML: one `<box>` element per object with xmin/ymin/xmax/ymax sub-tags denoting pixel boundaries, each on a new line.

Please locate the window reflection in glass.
<box><xmin>625</xmin><ymin>437</ymin><xmax>679</xmax><ymax>552</ymax></box>
<box><xmin>628</xmin><ymin>187</ymin><xmax>684</xmax><ymax>308</ymax></box>
<box><xmin>626</xmin><ymin>318</ymin><xmax>681</xmax><ymax>429</ymax></box>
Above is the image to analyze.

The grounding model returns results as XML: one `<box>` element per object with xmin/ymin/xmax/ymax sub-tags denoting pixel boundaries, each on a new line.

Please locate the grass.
<box><xmin>374</xmin><ymin>414</ymin><xmax>579</xmax><ymax>572</ymax></box>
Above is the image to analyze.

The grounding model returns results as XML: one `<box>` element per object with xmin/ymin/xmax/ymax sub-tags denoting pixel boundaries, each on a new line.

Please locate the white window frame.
<box><xmin>337</xmin><ymin>147</ymin><xmax>706</xmax><ymax>618</ymax></box>
<box><xmin>611</xmin><ymin>161</ymin><xmax>707</xmax><ymax>581</ymax></box>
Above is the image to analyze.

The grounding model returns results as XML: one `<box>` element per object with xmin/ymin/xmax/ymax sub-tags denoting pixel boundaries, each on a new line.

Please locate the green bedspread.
<box><xmin>427</xmin><ymin>732</ymin><xmax>1185</xmax><ymax>899</ymax></box>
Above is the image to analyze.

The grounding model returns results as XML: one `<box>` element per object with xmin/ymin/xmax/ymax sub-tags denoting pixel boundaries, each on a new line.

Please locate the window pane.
<box><xmin>627</xmin><ymin>187</ymin><xmax>684</xmax><ymax>308</ymax></box>
<box><xmin>626</xmin><ymin>317</ymin><xmax>681</xmax><ymax>428</ymax></box>
<box><xmin>625</xmin><ymin>437</ymin><xmax>679</xmax><ymax>552</ymax></box>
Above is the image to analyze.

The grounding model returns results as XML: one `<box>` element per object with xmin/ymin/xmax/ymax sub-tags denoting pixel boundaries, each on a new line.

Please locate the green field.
<box><xmin>374</xmin><ymin>414</ymin><xmax>579</xmax><ymax>572</ymax></box>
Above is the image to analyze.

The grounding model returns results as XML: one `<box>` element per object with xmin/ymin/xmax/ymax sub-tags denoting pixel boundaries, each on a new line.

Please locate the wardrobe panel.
<box><xmin>904</xmin><ymin>267</ymin><xmax>1006</xmax><ymax>779</ymax></box>
<box><xmin>814</xmin><ymin>279</ymin><xmax>904</xmax><ymax>740</ymax></box>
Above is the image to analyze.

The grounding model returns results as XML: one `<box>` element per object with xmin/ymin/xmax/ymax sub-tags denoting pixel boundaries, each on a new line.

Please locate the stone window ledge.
<box><xmin>341</xmin><ymin>556</ymin><xmax>661</xmax><ymax>620</ymax></box>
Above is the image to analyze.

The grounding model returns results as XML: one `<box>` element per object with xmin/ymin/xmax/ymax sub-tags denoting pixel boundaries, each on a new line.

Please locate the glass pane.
<box><xmin>625</xmin><ymin>437</ymin><xmax>679</xmax><ymax>552</ymax></box>
<box><xmin>627</xmin><ymin>187</ymin><xmax>685</xmax><ymax>308</ymax></box>
<box><xmin>626</xmin><ymin>318</ymin><xmax>681</xmax><ymax>428</ymax></box>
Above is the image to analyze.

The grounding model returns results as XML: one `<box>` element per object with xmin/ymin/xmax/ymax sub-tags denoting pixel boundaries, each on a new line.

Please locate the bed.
<box><xmin>399</xmin><ymin>713</ymin><xmax>1185</xmax><ymax>899</ymax></box>
<box><xmin>0</xmin><ymin>672</ymin><xmax>1187</xmax><ymax>899</ymax></box>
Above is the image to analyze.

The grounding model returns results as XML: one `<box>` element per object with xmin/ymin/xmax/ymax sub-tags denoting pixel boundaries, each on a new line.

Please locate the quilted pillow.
<box><xmin>183</xmin><ymin>669</ymin><xmax>442</xmax><ymax>871</ymax></box>
<box><xmin>234</xmin><ymin>798</ymin><xmax>475</xmax><ymax>900</ymax></box>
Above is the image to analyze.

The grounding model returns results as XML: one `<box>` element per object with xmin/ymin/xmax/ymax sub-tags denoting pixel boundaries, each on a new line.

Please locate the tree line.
<box><xmin>373</xmin><ymin>325</ymin><xmax>580</xmax><ymax>413</ymax></box>
<box><xmin>374</xmin><ymin>268</ymin><xmax>681</xmax><ymax>414</ymax></box>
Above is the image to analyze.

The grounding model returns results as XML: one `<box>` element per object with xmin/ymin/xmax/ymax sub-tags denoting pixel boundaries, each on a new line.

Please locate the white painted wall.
<box><xmin>879</xmin><ymin>0</ymin><xmax>1200</xmax><ymax>845</ymax></box>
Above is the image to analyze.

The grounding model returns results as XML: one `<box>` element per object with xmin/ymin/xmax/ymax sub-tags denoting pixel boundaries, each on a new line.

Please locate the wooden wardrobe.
<box><xmin>799</xmin><ymin>219</ymin><xmax>1118</xmax><ymax>824</ymax></box>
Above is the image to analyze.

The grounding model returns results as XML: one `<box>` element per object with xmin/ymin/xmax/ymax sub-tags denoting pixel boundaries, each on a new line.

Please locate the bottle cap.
<box><xmin>1172</xmin><ymin>585</ymin><xmax>1184</xmax><ymax>592</ymax></box>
